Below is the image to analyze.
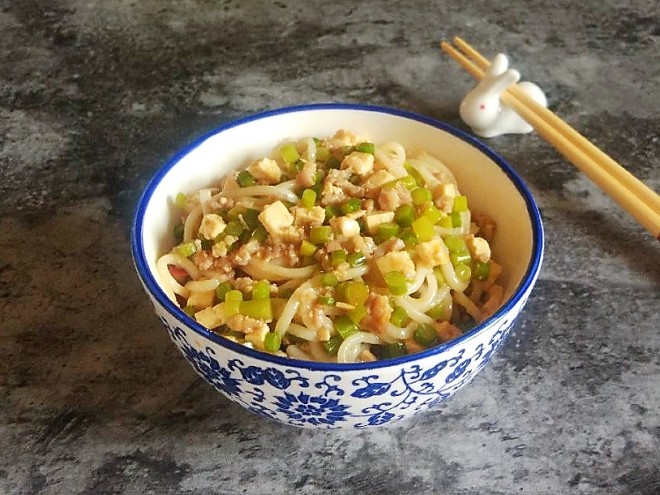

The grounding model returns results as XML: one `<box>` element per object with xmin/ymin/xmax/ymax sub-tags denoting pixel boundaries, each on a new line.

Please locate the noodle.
<box><xmin>337</xmin><ymin>332</ymin><xmax>383</xmax><ymax>363</ymax></box>
<box><xmin>219</xmin><ymin>184</ymin><xmax>298</xmax><ymax>203</ymax></box>
<box><xmin>243</xmin><ymin>257</ymin><xmax>317</xmax><ymax>282</ymax></box>
<box><xmin>157</xmin><ymin>129</ymin><xmax>504</xmax><ymax>362</ymax></box>
<box><xmin>183</xmin><ymin>205</ymin><xmax>203</xmax><ymax>242</ymax></box>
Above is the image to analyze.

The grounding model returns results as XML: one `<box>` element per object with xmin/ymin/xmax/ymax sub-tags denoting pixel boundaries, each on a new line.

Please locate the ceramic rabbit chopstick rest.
<box><xmin>459</xmin><ymin>53</ymin><xmax>547</xmax><ymax>138</ymax></box>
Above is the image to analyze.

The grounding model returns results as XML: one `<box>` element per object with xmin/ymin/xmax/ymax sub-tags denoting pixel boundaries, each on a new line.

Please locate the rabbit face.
<box><xmin>459</xmin><ymin>88</ymin><xmax>502</xmax><ymax>130</ymax></box>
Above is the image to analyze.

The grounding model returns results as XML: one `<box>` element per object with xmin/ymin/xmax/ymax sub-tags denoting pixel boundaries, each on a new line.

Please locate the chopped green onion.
<box><xmin>394</xmin><ymin>204</ymin><xmax>415</xmax><ymax>227</ymax></box>
<box><xmin>310</xmin><ymin>225</ymin><xmax>333</xmax><ymax>244</ymax></box>
<box><xmin>237</xmin><ymin>170</ymin><xmax>256</xmax><ymax>187</ymax></box>
<box><xmin>200</xmin><ymin>238</ymin><xmax>214</xmax><ymax>251</ymax></box>
<box><xmin>316</xmin><ymin>146</ymin><xmax>331</xmax><ymax>162</ymax></box>
<box><xmin>450</xmin><ymin>211</ymin><xmax>462</xmax><ymax>227</ymax></box>
<box><xmin>344</xmin><ymin>281</ymin><xmax>369</xmax><ymax>306</ymax></box>
<box><xmin>404</xmin><ymin>162</ymin><xmax>425</xmax><ymax>186</ymax></box>
<box><xmin>280</xmin><ymin>143</ymin><xmax>300</xmax><ymax>164</ymax></box>
<box><xmin>225</xmin><ymin>290</ymin><xmax>243</xmax><ymax>302</ymax></box>
<box><xmin>324</xmin><ymin>335</ymin><xmax>343</xmax><ymax>355</ymax></box>
<box><xmin>287</xmin><ymin>161</ymin><xmax>303</xmax><ymax>176</ymax></box>
<box><xmin>346</xmin><ymin>251</ymin><xmax>366</xmax><ymax>267</ymax></box>
<box><xmin>390</xmin><ymin>306</ymin><xmax>410</xmax><ymax>327</ymax></box>
<box><xmin>422</xmin><ymin>204</ymin><xmax>443</xmax><ymax>224</ymax></box>
<box><xmin>183</xmin><ymin>305</ymin><xmax>196</xmax><ymax>317</ymax></box>
<box><xmin>321</xmin><ymin>272</ymin><xmax>339</xmax><ymax>287</ymax></box>
<box><xmin>433</xmin><ymin>267</ymin><xmax>446</xmax><ymax>286</ymax></box>
<box><xmin>313</xmin><ymin>170</ymin><xmax>325</xmax><ymax>185</ymax></box>
<box><xmin>411</xmin><ymin>187</ymin><xmax>432</xmax><ymax>206</ymax></box>
<box><xmin>438</xmin><ymin>216</ymin><xmax>453</xmax><ymax>229</ymax></box>
<box><xmin>473</xmin><ymin>260</ymin><xmax>491</xmax><ymax>281</ymax></box>
<box><xmin>252</xmin><ymin>280</ymin><xmax>271</xmax><ymax>300</ymax></box>
<box><xmin>251</xmin><ymin>225</ymin><xmax>268</xmax><ymax>242</ymax></box>
<box><xmin>444</xmin><ymin>235</ymin><xmax>467</xmax><ymax>253</ymax></box>
<box><xmin>224</xmin><ymin>290</ymin><xmax>242</xmax><ymax>317</ymax></box>
<box><xmin>348</xmin><ymin>305</ymin><xmax>367</xmax><ymax>324</ymax></box>
<box><xmin>413</xmin><ymin>324</ymin><xmax>437</xmax><ymax>346</ymax></box>
<box><xmin>450</xmin><ymin>249</ymin><xmax>472</xmax><ymax>267</ymax></box>
<box><xmin>377</xmin><ymin>222</ymin><xmax>400</xmax><ymax>241</ymax></box>
<box><xmin>452</xmin><ymin>195</ymin><xmax>468</xmax><ymax>212</ymax></box>
<box><xmin>264</xmin><ymin>332</ymin><xmax>282</xmax><ymax>352</ymax></box>
<box><xmin>225</xmin><ymin>220</ymin><xmax>244</xmax><ymax>237</ymax></box>
<box><xmin>398</xmin><ymin>175</ymin><xmax>418</xmax><ymax>190</ymax></box>
<box><xmin>385</xmin><ymin>342</ymin><xmax>407</xmax><ymax>358</ymax></box>
<box><xmin>381</xmin><ymin>179</ymin><xmax>398</xmax><ymax>190</ymax></box>
<box><xmin>330</xmin><ymin>249</ymin><xmax>347</xmax><ymax>266</ymax></box>
<box><xmin>400</xmin><ymin>228</ymin><xmax>419</xmax><ymax>247</ymax></box>
<box><xmin>412</xmin><ymin>216</ymin><xmax>436</xmax><ymax>242</ymax></box>
<box><xmin>175</xmin><ymin>192</ymin><xmax>188</xmax><ymax>208</ymax></box>
<box><xmin>384</xmin><ymin>271</ymin><xmax>407</xmax><ymax>296</ymax></box>
<box><xmin>325</xmin><ymin>204</ymin><xmax>341</xmax><ymax>222</ymax></box>
<box><xmin>216</xmin><ymin>282</ymin><xmax>232</xmax><ymax>301</ymax></box>
<box><xmin>301</xmin><ymin>189</ymin><xmax>317</xmax><ymax>208</ymax></box>
<box><xmin>239</xmin><ymin>299</ymin><xmax>272</xmax><ymax>320</ymax></box>
<box><xmin>326</xmin><ymin>156</ymin><xmax>340</xmax><ymax>169</ymax></box>
<box><xmin>341</xmin><ymin>198</ymin><xmax>361</xmax><ymax>215</ymax></box>
<box><xmin>455</xmin><ymin>263</ymin><xmax>472</xmax><ymax>282</ymax></box>
<box><xmin>356</xmin><ymin>142</ymin><xmax>375</xmax><ymax>154</ymax></box>
<box><xmin>318</xmin><ymin>295</ymin><xmax>336</xmax><ymax>306</ymax></box>
<box><xmin>176</xmin><ymin>241</ymin><xmax>197</xmax><ymax>258</ymax></box>
<box><xmin>227</xmin><ymin>205</ymin><xmax>246</xmax><ymax>222</ymax></box>
<box><xmin>242</xmin><ymin>208</ymin><xmax>261</xmax><ymax>229</ymax></box>
<box><xmin>299</xmin><ymin>239</ymin><xmax>318</xmax><ymax>256</ymax></box>
<box><xmin>334</xmin><ymin>315</ymin><xmax>357</xmax><ymax>339</ymax></box>
<box><xmin>426</xmin><ymin>301</ymin><xmax>451</xmax><ymax>321</ymax></box>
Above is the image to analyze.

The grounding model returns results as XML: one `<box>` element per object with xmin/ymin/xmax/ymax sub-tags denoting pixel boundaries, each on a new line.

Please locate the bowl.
<box><xmin>131</xmin><ymin>103</ymin><xmax>544</xmax><ymax>428</ymax></box>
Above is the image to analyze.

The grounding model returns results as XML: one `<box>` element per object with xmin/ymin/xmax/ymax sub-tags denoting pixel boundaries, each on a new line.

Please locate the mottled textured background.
<box><xmin>1</xmin><ymin>1</ymin><xmax>658</xmax><ymax>494</ymax></box>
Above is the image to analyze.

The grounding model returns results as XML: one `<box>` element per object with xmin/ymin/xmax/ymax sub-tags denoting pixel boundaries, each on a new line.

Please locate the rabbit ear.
<box><xmin>487</xmin><ymin>53</ymin><xmax>509</xmax><ymax>77</ymax></box>
<box><xmin>489</xmin><ymin>68</ymin><xmax>520</xmax><ymax>94</ymax></box>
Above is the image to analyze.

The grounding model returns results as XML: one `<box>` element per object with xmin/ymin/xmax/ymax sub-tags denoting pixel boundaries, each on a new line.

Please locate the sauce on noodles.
<box><xmin>158</xmin><ymin>130</ymin><xmax>504</xmax><ymax>363</ymax></box>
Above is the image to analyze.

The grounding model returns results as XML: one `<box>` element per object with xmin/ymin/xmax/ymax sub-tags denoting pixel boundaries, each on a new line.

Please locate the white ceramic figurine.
<box><xmin>459</xmin><ymin>53</ymin><xmax>547</xmax><ymax>138</ymax></box>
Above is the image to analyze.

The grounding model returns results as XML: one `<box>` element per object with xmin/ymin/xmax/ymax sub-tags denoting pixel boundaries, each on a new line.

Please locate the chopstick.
<box><xmin>440</xmin><ymin>37</ymin><xmax>660</xmax><ymax>239</ymax></box>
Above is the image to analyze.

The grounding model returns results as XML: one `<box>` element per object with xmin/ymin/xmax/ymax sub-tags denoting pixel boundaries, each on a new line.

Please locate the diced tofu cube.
<box><xmin>326</xmin><ymin>129</ymin><xmax>364</xmax><ymax>148</ymax></box>
<box><xmin>436</xmin><ymin>183</ymin><xmax>458</xmax><ymax>212</ymax></box>
<box><xmin>362</xmin><ymin>170</ymin><xmax>396</xmax><ymax>193</ymax></box>
<box><xmin>364</xmin><ymin>211</ymin><xmax>395</xmax><ymax>234</ymax></box>
<box><xmin>341</xmin><ymin>151</ymin><xmax>374</xmax><ymax>176</ymax></box>
<box><xmin>415</xmin><ymin>239</ymin><xmax>449</xmax><ymax>267</ymax></box>
<box><xmin>316</xmin><ymin>327</ymin><xmax>331</xmax><ymax>342</ymax></box>
<box><xmin>336</xmin><ymin>216</ymin><xmax>361</xmax><ymax>238</ymax></box>
<box><xmin>187</xmin><ymin>290</ymin><xmax>216</xmax><ymax>310</ymax></box>
<box><xmin>258</xmin><ymin>200</ymin><xmax>294</xmax><ymax>237</ymax></box>
<box><xmin>466</xmin><ymin>235</ymin><xmax>491</xmax><ymax>263</ymax></box>
<box><xmin>244</xmin><ymin>325</ymin><xmax>270</xmax><ymax>350</ymax></box>
<box><xmin>194</xmin><ymin>306</ymin><xmax>221</xmax><ymax>329</ymax></box>
<box><xmin>293</xmin><ymin>205</ymin><xmax>326</xmax><ymax>226</ymax></box>
<box><xmin>198</xmin><ymin>213</ymin><xmax>226</xmax><ymax>240</ymax></box>
<box><xmin>247</xmin><ymin>157</ymin><xmax>282</xmax><ymax>184</ymax></box>
<box><xmin>438</xmin><ymin>183</ymin><xmax>457</xmax><ymax>199</ymax></box>
<box><xmin>376</xmin><ymin>251</ymin><xmax>416</xmax><ymax>279</ymax></box>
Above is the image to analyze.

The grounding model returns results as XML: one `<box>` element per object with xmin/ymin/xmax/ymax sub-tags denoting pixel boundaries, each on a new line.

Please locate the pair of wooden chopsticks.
<box><xmin>440</xmin><ymin>37</ymin><xmax>660</xmax><ymax>239</ymax></box>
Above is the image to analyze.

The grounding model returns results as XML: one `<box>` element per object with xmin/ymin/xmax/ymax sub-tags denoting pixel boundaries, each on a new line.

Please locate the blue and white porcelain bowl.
<box><xmin>131</xmin><ymin>103</ymin><xmax>544</xmax><ymax>428</ymax></box>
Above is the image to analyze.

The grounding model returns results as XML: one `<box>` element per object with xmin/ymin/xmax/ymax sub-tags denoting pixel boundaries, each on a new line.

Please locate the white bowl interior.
<box><xmin>140</xmin><ymin>107</ymin><xmax>535</xmax><ymax>306</ymax></box>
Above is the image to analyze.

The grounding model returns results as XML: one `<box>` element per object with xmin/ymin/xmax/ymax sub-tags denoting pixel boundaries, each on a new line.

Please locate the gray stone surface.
<box><xmin>1</xmin><ymin>0</ymin><xmax>658</xmax><ymax>493</ymax></box>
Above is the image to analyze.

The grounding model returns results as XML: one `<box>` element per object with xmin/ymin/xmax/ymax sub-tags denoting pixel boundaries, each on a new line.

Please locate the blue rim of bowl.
<box><xmin>131</xmin><ymin>102</ymin><xmax>544</xmax><ymax>372</ymax></box>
